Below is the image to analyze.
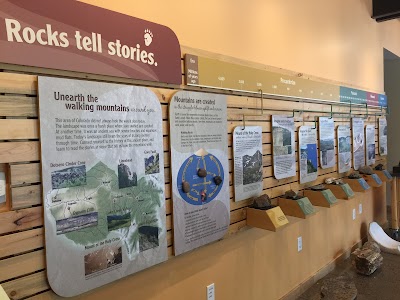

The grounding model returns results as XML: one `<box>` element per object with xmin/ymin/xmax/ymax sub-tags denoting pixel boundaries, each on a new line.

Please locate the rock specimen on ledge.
<box><xmin>359</xmin><ymin>165</ymin><xmax>374</xmax><ymax>175</ymax></box>
<box><xmin>250</xmin><ymin>194</ymin><xmax>272</xmax><ymax>210</ymax></box>
<box><xmin>325</xmin><ymin>177</ymin><xmax>344</xmax><ymax>185</ymax></box>
<box><xmin>182</xmin><ymin>181</ymin><xmax>190</xmax><ymax>193</ymax></box>
<box><xmin>348</xmin><ymin>172</ymin><xmax>362</xmax><ymax>179</ymax></box>
<box><xmin>309</xmin><ymin>184</ymin><xmax>326</xmax><ymax>191</ymax></box>
<box><xmin>197</xmin><ymin>168</ymin><xmax>207</xmax><ymax>177</ymax></box>
<box><xmin>351</xmin><ymin>241</ymin><xmax>383</xmax><ymax>276</ymax></box>
<box><xmin>214</xmin><ymin>176</ymin><xmax>222</xmax><ymax>186</ymax></box>
<box><xmin>320</xmin><ymin>273</ymin><xmax>357</xmax><ymax>300</ymax></box>
<box><xmin>374</xmin><ymin>164</ymin><xmax>384</xmax><ymax>171</ymax></box>
<box><xmin>284</xmin><ymin>190</ymin><xmax>302</xmax><ymax>200</ymax></box>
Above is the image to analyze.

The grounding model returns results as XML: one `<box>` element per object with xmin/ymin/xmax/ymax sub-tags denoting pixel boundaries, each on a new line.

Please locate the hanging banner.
<box><xmin>337</xmin><ymin>126</ymin><xmax>352</xmax><ymax>173</ymax></box>
<box><xmin>379</xmin><ymin>118</ymin><xmax>388</xmax><ymax>156</ymax></box>
<box><xmin>352</xmin><ymin>118</ymin><xmax>365</xmax><ymax>170</ymax></box>
<box><xmin>365</xmin><ymin>125</ymin><xmax>376</xmax><ymax>166</ymax></box>
<box><xmin>39</xmin><ymin>77</ymin><xmax>167</xmax><ymax>297</ymax></box>
<box><xmin>233</xmin><ymin>126</ymin><xmax>263</xmax><ymax>201</ymax></box>
<box><xmin>0</xmin><ymin>0</ymin><xmax>181</xmax><ymax>84</ymax></box>
<box><xmin>318</xmin><ymin>117</ymin><xmax>335</xmax><ymax>169</ymax></box>
<box><xmin>169</xmin><ymin>91</ymin><xmax>229</xmax><ymax>256</ymax></box>
<box><xmin>272</xmin><ymin>115</ymin><xmax>296</xmax><ymax>179</ymax></box>
<box><xmin>298</xmin><ymin>126</ymin><xmax>318</xmax><ymax>184</ymax></box>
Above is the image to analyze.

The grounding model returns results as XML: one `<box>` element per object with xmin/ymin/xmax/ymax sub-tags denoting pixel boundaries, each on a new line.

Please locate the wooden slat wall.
<box><xmin>0</xmin><ymin>61</ymin><xmax>386</xmax><ymax>300</ymax></box>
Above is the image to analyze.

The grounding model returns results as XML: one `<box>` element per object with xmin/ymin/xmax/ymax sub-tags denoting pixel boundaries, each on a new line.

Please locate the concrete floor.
<box><xmin>297</xmin><ymin>251</ymin><xmax>400</xmax><ymax>299</ymax></box>
<box><xmin>297</xmin><ymin>210</ymin><xmax>400</xmax><ymax>300</ymax></box>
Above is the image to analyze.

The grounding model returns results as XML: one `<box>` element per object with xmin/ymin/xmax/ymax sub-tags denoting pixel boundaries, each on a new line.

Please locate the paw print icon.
<box><xmin>144</xmin><ymin>29</ymin><xmax>153</xmax><ymax>46</ymax></box>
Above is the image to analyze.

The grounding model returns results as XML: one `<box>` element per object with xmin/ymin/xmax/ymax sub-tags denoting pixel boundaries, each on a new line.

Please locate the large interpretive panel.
<box><xmin>39</xmin><ymin>77</ymin><xmax>167</xmax><ymax>297</ymax></box>
<box><xmin>170</xmin><ymin>91</ymin><xmax>230</xmax><ymax>256</ymax></box>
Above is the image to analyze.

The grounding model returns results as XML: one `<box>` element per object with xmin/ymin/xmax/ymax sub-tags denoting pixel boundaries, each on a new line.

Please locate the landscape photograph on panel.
<box><xmin>272</xmin><ymin>115</ymin><xmax>296</xmax><ymax>180</ymax></box>
<box><xmin>169</xmin><ymin>91</ymin><xmax>230</xmax><ymax>256</ymax></box>
<box><xmin>39</xmin><ymin>77</ymin><xmax>167</xmax><ymax>297</ymax></box>
<box><xmin>233</xmin><ymin>126</ymin><xmax>263</xmax><ymax>201</ymax></box>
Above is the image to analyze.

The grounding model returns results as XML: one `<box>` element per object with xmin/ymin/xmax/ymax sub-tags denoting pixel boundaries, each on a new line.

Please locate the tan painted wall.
<box><xmin>80</xmin><ymin>0</ymin><xmax>400</xmax><ymax>93</ymax></box>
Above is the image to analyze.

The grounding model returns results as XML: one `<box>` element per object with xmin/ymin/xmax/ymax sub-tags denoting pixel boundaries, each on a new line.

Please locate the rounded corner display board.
<box><xmin>318</xmin><ymin>117</ymin><xmax>335</xmax><ymax>169</ymax></box>
<box><xmin>38</xmin><ymin>77</ymin><xmax>167</xmax><ymax>297</ymax></box>
<box><xmin>365</xmin><ymin>125</ymin><xmax>376</xmax><ymax>166</ymax></box>
<box><xmin>337</xmin><ymin>125</ymin><xmax>352</xmax><ymax>173</ymax></box>
<box><xmin>272</xmin><ymin>115</ymin><xmax>296</xmax><ymax>179</ymax></box>
<box><xmin>233</xmin><ymin>126</ymin><xmax>263</xmax><ymax>202</ymax></box>
<box><xmin>379</xmin><ymin>118</ymin><xmax>388</xmax><ymax>156</ymax></box>
<box><xmin>298</xmin><ymin>126</ymin><xmax>318</xmax><ymax>184</ymax></box>
<box><xmin>352</xmin><ymin>118</ymin><xmax>365</xmax><ymax>171</ymax></box>
<box><xmin>169</xmin><ymin>91</ymin><xmax>229</xmax><ymax>256</ymax></box>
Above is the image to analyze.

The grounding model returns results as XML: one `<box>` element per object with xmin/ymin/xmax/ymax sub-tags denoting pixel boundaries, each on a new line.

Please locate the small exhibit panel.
<box><xmin>298</xmin><ymin>126</ymin><xmax>318</xmax><ymax>184</ymax></box>
<box><xmin>352</xmin><ymin>118</ymin><xmax>365</xmax><ymax>171</ymax></box>
<box><xmin>169</xmin><ymin>91</ymin><xmax>230</xmax><ymax>256</ymax></box>
<box><xmin>38</xmin><ymin>77</ymin><xmax>167</xmax><ymax>297</ymax></box>
<box><xmin>272</xmin><ymin>115</ymin><xmax>296</xmax><ymax>180</ymax></box>
<box><xmin>379</xmin><ymin>118</ymin><xmax>387</xmax><ymax>156</ymax></box>
<box><xmin>337</xmin><ymin>125</ymin><xmax>352</xmax><ymax>173</ymax></box>
<box><xmin>233</xmin><ymin>126</ymin><xmax>263</xmax><ymax>201</ymax></box>
<box><xmin>318</xmin><ymin>117</ymin><xmax>335</xmax><ymax>169</ymax></box>
<box><xmin>365</xmin><ymin>125</ymin><xmax>376</xmax><ymax>166</ymax></box>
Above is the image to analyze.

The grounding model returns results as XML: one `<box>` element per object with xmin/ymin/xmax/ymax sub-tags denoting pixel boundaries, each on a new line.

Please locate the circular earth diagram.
<box><xmin>177</xmin><ymin>149</ymin><xmax>224</xmax><ymax>205</ymax></box>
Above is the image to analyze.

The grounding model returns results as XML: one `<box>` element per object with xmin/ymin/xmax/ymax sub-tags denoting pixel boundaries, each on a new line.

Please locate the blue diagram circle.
<box><xmin>177</xmin><ymin>152</ymin><xmax>224</xmax><ymax>205</ymax></box>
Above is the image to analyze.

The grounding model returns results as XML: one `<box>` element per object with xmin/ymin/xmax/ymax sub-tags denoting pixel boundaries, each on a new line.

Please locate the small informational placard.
<box><xmin>39</xmin><ymin>77</ymin><xmax>167</xmax><ymax>297</ymax></box>
<box><xmin>365</xmin><ymin>125</ymin><xmax>376</xmax><ymax>166</ymax></box>
<box><xmin>233</xmin><ymin>126</ymin><xmax>263</xmax><ymax>202</ymax></box>
<box><xmin>298</xmin><ymin>126</ymin><xmax>318</xmax><ymax>184</ymax></box>
<box><xmin>319</xmin><ymin>117</ymin><xmax>335</xmax><ymax>169</ymax></box>
<box><xmin>272</xmin><ymin>115</ymin><xmax>296</xmax><ymax>179</ymax></box>
<box><xmin>379</xmin><ymin>118</ymin><xmax>388</xmax><ymax>156</ymax></box>
<box><xmin>337</xmin><ymin>125</ymin><xmax>352</xmax><ymax>173</ymax></box>
<box><xmin>169</xmin><ymin>91</ymin><xmax>229</xmax><ymax>256</ymax></box>
<box><xmin>321</xmin><ymin>190</ymin><xmax>337</xmax><ymax>205</ymax></box>
<box><xmin>352</xmin><ymin>118</ymin><xmax>365</xmax><ymax>171</ymax></box>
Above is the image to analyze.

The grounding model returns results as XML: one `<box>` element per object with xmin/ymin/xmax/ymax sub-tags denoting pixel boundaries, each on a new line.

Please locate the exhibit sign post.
<box><xmin>39</xmin><ymin>77</ymin><xmax>167</xmax><ymax>297</ymax></box>
<box><xmin>169</xmin><ymin>91</ymin><xmax>230</xmax><ymax>256</ymax></box>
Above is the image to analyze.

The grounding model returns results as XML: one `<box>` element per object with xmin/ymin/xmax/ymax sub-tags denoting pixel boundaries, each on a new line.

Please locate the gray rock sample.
<box><xmin>284</xmin><ymin>190</ymin><xmax>302</xmax><ymax>200</ymax></box>
<box><xmin>351</xmin><ymin>241</ymin><xmax>383</xmax><ymax>275</ymax></box>
<box><xmin>197</xmin><ymin>168</ymin><xmax>207</xmax><ymax>178</ymax></box>
<box><xmin>309</xmin><ymin>184</ymin><xmax>326</xmax><ymax>191</ymax></box>
<box><xmin>348</xmin><ymin>172</ymin><xmax>362</xmax><ymax>179</ymax></box>
<box><xmin>320</xmin><ymin>273</ymin><xmax>357</xmax><ymax>300</ymax></box>
<box><xmin>359</xmin><ymin>165</ymin><xmax>374</xmax><ymax>175</ymax></box>
<box><xmin>182</xmin><ymin>181</ymin><xmax>190</xmax><ymax>193</ymax></box>
<box><xmin>251</xmin><ymin>194</ymin><xmax>272</xmax><ymax>210</ymax></box>
<box><xmin>214</xmin><ymin>176</ymin><xmax>222</xmax><ymax>186</ymax></box>
<box><xmin>333</xmin><ymin>179</ymin><xmax>344</xmax><ymax>185</ymax></box>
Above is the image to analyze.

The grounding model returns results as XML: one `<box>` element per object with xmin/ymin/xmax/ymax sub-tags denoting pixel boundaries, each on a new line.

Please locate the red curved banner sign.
<box><xmin>0</xmin><ymin>0</ymin><xmax>182</xmax><ymax>84</ymax></box>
